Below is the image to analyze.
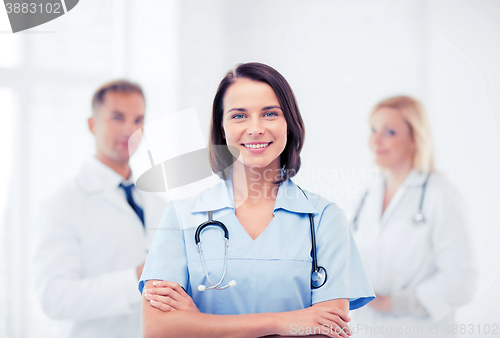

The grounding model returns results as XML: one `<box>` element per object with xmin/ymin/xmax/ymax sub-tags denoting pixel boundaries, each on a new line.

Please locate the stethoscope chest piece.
<box><xmin>311</xmin><ymin>266</ymin><xmax>327</xmax><ymax>289</ymax></box>
<box><xmin>413</xmin><ymin>212</ymin><xmax>425</xmax><ymax>226</ymax></box>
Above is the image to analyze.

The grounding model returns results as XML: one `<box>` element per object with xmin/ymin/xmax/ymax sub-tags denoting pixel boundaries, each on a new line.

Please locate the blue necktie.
<box><xmin>119</xmin><ymin>183</ymin><xmax>145</xmax><ymax>227</ymax></box>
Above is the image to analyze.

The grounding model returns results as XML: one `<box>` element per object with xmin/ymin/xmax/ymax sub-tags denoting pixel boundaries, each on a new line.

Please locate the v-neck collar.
<box><xmin>230</xmin><ymin>210</ymin><xmax>278</xmax><ymax>243</ymax></box>
<box><xmin>190</xmin><ymin>174</ymin><xmax>317</xmax><ymax>215</ymax></box>
<box><xmin>190</xmin><ymin>174</ymin><xmax>318</xmax><ymax>243</ymax></box>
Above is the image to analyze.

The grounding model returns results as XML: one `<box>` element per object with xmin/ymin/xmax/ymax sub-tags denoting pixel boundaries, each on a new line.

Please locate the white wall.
<box><xmin>427</xmin><ymin>0</ymin><xmax>500</xmax><ymax>327</ymax></box>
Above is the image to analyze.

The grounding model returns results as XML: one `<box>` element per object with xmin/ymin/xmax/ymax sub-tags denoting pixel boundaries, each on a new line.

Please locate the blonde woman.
<box><xmin>351</xmin><ymin>96</ymin><xmax>477</xmax><ymax>337</ymax></box>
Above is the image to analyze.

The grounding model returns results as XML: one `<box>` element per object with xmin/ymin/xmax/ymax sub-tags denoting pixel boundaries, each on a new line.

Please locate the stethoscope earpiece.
<box><xmin>198</xmin><ymin>280</ymin><xmax>236</xmax><ymax>292</ymax></box>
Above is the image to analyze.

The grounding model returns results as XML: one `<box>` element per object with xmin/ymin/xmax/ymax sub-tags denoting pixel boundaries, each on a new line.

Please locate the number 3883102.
<box><xmin>5</xmin><ymin>3</ymin><xmax>62</xmax><ymax>14</ymax></box>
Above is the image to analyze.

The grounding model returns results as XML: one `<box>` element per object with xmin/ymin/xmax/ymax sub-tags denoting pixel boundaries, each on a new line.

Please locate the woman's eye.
<box><xmin>264</xmin><ymin>111</ymin><xmax>278</xmax><ymax>117</ymax></box>
<box><xmin>386</xmin><ymin>129</ymin><xmax>395</xmax><ymax>136</ymax></box>
<box><xmin>371</xmin><ymin>127</ymin><xmax>376</xmax><ymax>133</ymax></box>
<box><xmin>231</xmin><ymin>114</ymin><xmax>245</xmax><ymax>119</ymax></box>
<box><xmin>113</xmin><ymin>115</ymin><xmax>123</xmax><ymax>121</ymax></box>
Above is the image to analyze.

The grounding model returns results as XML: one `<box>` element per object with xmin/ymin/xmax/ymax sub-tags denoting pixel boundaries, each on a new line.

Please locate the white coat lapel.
<box><xmin>76</xmin><ymin>158</ymin><xmax>139</xmax><ymax>219</ymax></box>
<box><xmin>379</xmin><ymin>183</ymin><xmax>407</xmax><ymax>225</ymax></box>
<box><xmin>379</xmin><ymin>169</ymin><xmax>423</xmax><ymax>225</ymax></box>
<box><xmin>102</xmin><ymin>188</ymin><xmax>138</xmax><ymax>217</ymax></box>
<box><xmin>371</xmin><ymin>177</ymin><xmax>385</xmax><ymax>224</ymax></box>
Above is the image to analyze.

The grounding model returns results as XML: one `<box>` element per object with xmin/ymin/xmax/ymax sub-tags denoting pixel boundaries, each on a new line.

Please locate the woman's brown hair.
<box><xmin>208</xmin><ymin>62</ymin><xmax>305</xmax><ymax>184</ymax></box>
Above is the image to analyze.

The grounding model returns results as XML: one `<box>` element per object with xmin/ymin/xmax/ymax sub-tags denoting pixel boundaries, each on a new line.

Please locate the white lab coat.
<box><xmin>33</xmin><ymin>157</ymin><xmax>166</xmax><ymax>338</ymax></box>
<box><xmin>351</xmin><ymin>169</ymin><xmax>477</xmax><ymax>338</ymax></box>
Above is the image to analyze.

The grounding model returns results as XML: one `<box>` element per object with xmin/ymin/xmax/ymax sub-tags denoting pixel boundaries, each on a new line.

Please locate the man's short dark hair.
<box><xmin>91</xmin><ymin>80</ymin><xmax>145</xmax><ymax>114</ymax></box>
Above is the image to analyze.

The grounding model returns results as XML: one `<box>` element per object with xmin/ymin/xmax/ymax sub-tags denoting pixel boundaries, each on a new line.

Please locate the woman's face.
<box><xmin>222</xmin><ymin>78</ymin><xmax>287</xmax><ymax>170</ymax></box>
<box><xmin>369</xmin><ymin>107</ymin><xmax>416</xmax><ymax>170</ymax></box>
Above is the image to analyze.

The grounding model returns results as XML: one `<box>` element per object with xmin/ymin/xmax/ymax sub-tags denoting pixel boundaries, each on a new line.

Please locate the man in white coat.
<box><xmin>33</xmin><ymin>80</ymin><xmax>166</xmax><ymax>338</ymax></box>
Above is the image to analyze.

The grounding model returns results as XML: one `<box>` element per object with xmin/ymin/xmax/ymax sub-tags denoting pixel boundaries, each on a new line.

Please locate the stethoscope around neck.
<box><xmin>195</xmin><ymin>211</ymin><xmax>236</xmax><ymax>291</ymax></box>
<box><xmin>194</xmin><ymin>183</ymin><xmax>327</xmax><ymax>292</ymax></box>
<box><xmin>352</xmin><ymin>172</ymin><xmax>431</xmax><ymax>231</ymax></box>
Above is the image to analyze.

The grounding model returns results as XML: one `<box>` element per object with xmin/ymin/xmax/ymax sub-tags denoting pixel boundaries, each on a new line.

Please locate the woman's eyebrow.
<box><xmin>262</xmin><ymin>105</ymin><xmax>281</xmax><ymax>111</ymax></box>
<box><xmin>226</xmin><ymin>106</ymin><xmax>282</xmax><ymax>114</ymax></box>
<box><xmin>227</xmin><ymin>108</ymin><xmax>246</xmax><ymax>114</ymax></box>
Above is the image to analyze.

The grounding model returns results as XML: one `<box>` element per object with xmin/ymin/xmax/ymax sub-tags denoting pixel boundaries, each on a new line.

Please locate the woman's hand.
<box><xmin>368</xmin><ymin>294</ymin><xmax>391</xmax><ymax>312</ymax></box>
<box><xmin>143</xmin><ymin>281</ymin><xmax>200</xmax><ymax>313</ymax></box>
<box><xmin>274</xmin><ymin>300</ymin><xmax>351</xmax><ymax>338</ymax></box>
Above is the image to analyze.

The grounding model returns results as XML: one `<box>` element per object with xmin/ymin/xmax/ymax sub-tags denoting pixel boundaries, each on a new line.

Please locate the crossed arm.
<box><xmin>141</xmin><ymin>280</ymin><xmax>351</xmax><ymax>338</ymax></box>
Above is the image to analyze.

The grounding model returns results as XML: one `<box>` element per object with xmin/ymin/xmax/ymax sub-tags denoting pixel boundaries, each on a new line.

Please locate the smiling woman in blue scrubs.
<box><xmin>140</xmin><ymin>63</ymin><xmax>375</xmax><ymax>338</ymax></box>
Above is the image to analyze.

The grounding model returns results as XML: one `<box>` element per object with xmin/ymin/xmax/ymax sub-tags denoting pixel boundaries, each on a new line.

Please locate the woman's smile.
<box><xmin>242</xmin><ymin>142</ymin><xmax>272</xmax><ymax>149</ymax></box>
<box><xmin>242</xmin><ymin>142</ymin><xmax>273</xmax><ymax>153</ymax></box>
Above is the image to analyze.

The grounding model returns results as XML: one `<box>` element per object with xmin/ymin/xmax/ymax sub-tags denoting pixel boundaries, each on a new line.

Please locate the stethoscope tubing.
<box><xmin>308</xmin><ymin>213</ymin><xmax>319</xmax><ymax>271</ymax></box>
<box><xmin>195</xmin><ymin>181</ymin><xmax>327</xmax><ymax>291</ymax></box>
<box><xmin>352</xmin><ymin>172</ymin><xmax>431</xmax><ymax>230</ymax></box>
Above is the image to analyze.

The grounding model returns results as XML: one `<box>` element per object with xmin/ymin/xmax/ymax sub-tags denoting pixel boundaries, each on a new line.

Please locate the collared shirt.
<box><xmin>140</xmin><ymin>175</ymin><xmax>375</xmax><ymax>314</ymax></box>
<box><xmin>89</xmin><ymin>156</ymin><xmax>142</xmax><ymax>209</ymax></box>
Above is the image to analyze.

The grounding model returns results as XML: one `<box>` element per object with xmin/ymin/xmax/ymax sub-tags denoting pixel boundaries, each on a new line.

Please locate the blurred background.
<box><xmin>0</xmin><ymin>0</ymin><xmax>499</xmax><ymax>337</ymax></box>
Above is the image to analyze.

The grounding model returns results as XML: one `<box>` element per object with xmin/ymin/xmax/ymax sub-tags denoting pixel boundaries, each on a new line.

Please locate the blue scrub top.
<box><xmin>140</xmin><ymin>176</ymin><xmax>375</xmax><ymax>314</ymax></box>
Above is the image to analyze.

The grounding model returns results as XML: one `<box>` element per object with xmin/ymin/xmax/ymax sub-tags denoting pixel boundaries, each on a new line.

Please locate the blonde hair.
<box><xmin>370</xmin><ymin>95</ymin><xmax>435</xmax><ymax>173</ymax></box>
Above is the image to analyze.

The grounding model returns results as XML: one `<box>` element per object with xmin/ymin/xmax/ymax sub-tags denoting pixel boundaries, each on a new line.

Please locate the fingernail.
<box><xmin>150</xmin><ymin>300</ymin><xmax>156</xmax><ymax>305</ymax></box>
<box><xmin>144</xmin><ymin>293</ymin><xmax>151</xmax><ymax>300</ymax></box>
<box><xmin>153</xmin><ymin>281</ymin><xmax>158</xmax><ymax>286</ymax></box>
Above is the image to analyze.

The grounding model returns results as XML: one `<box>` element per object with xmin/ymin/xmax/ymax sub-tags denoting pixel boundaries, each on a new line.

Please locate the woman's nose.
<box><xmin>247</xmin><ymin>117</ymin><xmax>264</xmax><ymax>135</ymax></box>
<box><xmin>370</xmin><ymin>131</ymin><xmax>382</xmax><ymax>147</ymax></box>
